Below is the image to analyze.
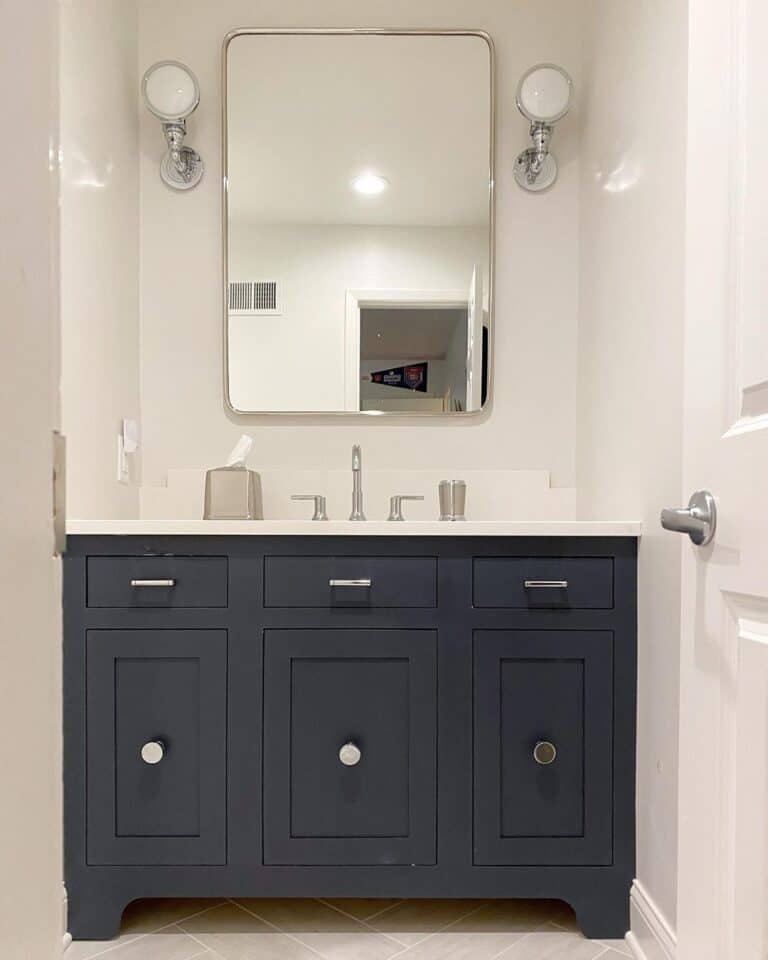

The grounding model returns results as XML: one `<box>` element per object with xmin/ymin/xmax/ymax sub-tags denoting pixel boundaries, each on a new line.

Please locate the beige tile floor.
<box><xmin>65</xmin><ymin>898</ymin><xmax>633</xmax><ymax>960</ymax></box>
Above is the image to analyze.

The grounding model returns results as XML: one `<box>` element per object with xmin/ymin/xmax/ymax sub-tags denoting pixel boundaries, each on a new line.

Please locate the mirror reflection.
<box><xmin>225</xmin><ymin>31</ymin><xmax>493</xmax><ymax>414</ymax></box>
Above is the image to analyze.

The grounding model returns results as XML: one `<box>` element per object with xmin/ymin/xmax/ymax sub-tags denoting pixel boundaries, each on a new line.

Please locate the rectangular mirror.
<box><xmin>224</xmin><ymin>30</ymin><xmax>494</xmax><ymax>415</ymax></box>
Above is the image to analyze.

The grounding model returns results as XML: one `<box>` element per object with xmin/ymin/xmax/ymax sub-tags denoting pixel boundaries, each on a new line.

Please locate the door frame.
<box><xmin>344</xmin><ymin>288</ymin><xmax>467</xmax><ymax>411</ymax></box>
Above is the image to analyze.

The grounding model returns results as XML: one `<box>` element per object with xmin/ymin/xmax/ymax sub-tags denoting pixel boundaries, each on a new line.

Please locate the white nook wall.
<box><xmin>0</xmin><ymin>3</ymin><xmax>63</xmax><ymax>955</ymax></box>
<box><xmin>60</xmin><ymin>0</ymin><xmax>141</xmax><ymax>520</ymax></box>
<box><xmin>577</xmin><ymin>0</ymin><xmax>687</xmax><ymax>933</ymax></box>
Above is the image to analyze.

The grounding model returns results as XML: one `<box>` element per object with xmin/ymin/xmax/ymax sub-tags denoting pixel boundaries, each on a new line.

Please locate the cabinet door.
<box><xmin>86</xmin><ymin>630</ymin><xmax>227</xmax><ymax>865</ymax></box>
<box><xmin>474</xmin><ymin>630</ymin><xmax>613</xmax><ymax>865</ymax></box>
<box><xmin>263</xmin><ymin>629</ymin><xmax>436</xmax><ymax>865</ymax></box>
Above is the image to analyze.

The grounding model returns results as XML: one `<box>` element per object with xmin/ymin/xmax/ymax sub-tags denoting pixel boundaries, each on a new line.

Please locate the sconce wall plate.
<box><xmin>142</xmin><ymin>60</ymin><xmax>204</xmax><ymax>191</ymax></box>
<box><xmin>514</xmin><ymin>147</ymin><xmax>558</xmax><ymax>192</ymax></box>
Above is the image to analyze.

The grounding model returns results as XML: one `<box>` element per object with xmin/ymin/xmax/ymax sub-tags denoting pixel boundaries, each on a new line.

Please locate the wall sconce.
<box><xmin>514</xmin><ymin>63</ymin><xmax>573</xmax><ymax>192</ymax></box>
<box><xmin>142</xmin><ymin>60</ymin><xmax>204</xmax><ymax>190</ymax></box>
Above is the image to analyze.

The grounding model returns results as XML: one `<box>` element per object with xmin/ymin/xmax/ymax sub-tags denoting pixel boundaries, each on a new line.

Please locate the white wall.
<box><xmin>577</xmin><ymin>0</ymin><xmax>687</xmax><ymax>933</ymax></box>
<box><xmin>60</xmin><ymin>0</ymin><xmax>141</xmax><ymax>519</ymax></box>
<box><xmin>0</xmin><ymin>1</ymin><xmax>63</xmax><ymax>955</ymax></box>
<box><xmin>228</xmin><ymin>223</ymin><xmax>486</xmax><ymax>412</ymax></box>
<box><xmin>138</xmin><ymin>0</ymin><xmax>582</xmax><ymax>487</ymax></box>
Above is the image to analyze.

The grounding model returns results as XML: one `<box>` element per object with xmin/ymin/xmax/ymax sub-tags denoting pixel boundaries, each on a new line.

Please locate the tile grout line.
<box><xmin>595</xmin><ymin>939</ymin><xmax>632</xmax><ymax>957</ymax></box>
<box><xmin>146</xmin><ymin>901</ymin><xmax>229</xmax><ymax>934</ymax></box>
<box><xmin>361</xmin><ymin>900</ymin><xmax>408</xmax><ymax>922</ymax></box>
<box><xmin>471</xmin><ymin>919</ymin><xmax>608</xmax><ymax>960</ymax></box>
<box><xmin>317</xmin><ymin>897</ymin><xmax>406</xmax><ymax>924</ymax></box>
<box><xmin>369</xmin><ymin>900</ymin><xmax>500</xmax><ymax>954</ymax></box>
<box><xmin>550</xmin><ymin>916</ymin><xmax>633</xmax><ymax>957</ymax></box>
<box><xmin>225</xmin><ymin>898</ymin><xmax>328</xmax><ymax>958</ymax></box>
<box><xmin>69</xmin><ymin>903</ymin><xmax>229</xmax><ymax>960</ymax></box>
<box><xmin>313</xmin><ymin>898</ymin><xmax>410</xmax><ymax>945</ymax></box>
<box><xmin>376</xmin><ymin>900</ymin><xmax>495</xmax><ymax>951</ymax></box>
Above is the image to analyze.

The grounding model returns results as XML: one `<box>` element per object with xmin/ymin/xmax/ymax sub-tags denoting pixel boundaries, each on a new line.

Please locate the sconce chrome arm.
<box><xmin>515</xmin><ymin>120</ymin><xmax>558</xmax><ymax>192</ymax></box>
<box><xmin>526</xmin><ymin>122</ymin><xmax>553</xmax><ymax>183</ymax></box>
<box><xmin>160</xmin><ymin>120</ymin><xmax>204</xmax><ymax>189</ymax></box>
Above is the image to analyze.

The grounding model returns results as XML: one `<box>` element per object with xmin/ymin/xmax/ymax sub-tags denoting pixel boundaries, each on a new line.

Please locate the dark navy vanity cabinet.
<box><xmin>64</xmin><ymin>535</ymin><xmax>636</xmax><ymax>941</ymax></box>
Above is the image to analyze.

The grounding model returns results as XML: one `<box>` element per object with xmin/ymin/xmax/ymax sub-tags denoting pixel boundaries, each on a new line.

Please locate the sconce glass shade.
<box><xmin>142</xmin><ymin>60</ymin><xmax>200</xmax><ymax>122</ymax></box>
<box><xmin>516</xmin><ymin>64</ymin><xmax>572</xmax><ymax>124</ymax></box>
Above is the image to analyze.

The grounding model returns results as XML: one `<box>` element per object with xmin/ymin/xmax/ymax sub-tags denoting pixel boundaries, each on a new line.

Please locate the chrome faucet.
<box><xmin>349</xmin><ymin>444</ymin><xmax>366</xmax><ymax>521</ymax></box>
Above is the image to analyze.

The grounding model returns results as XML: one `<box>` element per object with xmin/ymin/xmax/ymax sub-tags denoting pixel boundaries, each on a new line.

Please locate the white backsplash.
<box><xmin>139</xmin><ymin>469</ymin><xmax>576</xmax><ymax>523</ymax></box>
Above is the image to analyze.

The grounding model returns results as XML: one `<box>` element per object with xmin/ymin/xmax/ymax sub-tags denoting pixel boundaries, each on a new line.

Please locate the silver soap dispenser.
<box><xmin>204</xmin><ymin>435</ymin><xmax>263</xmax><ymax>520</ymax></box>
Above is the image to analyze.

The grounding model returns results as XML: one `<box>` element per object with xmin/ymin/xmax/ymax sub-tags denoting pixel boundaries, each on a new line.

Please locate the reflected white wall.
<box><xmin>228</xmin><ymin>223</ymin><xmax>486</xmax><ymax>412</ymax></box>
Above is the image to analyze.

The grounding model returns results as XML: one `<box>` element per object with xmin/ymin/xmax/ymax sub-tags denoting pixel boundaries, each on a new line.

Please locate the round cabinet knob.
<box><xmin>141</xmin><ymin>740</ymin><xmax>165</xmax><ymax>765</ymax></box>
<box><xmin>533</xmin><ymin>740</ymin><xmax>557</xmax><ymax>765</ymax></box>
<box><xmin>338</xmin><ymin>741</ymin><xmax>362</xmax><ymax>766</ymax></box>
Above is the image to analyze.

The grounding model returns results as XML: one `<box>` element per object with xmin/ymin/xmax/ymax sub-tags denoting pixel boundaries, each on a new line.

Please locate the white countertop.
<box><xmin>67</xmin><ymin>520</ymin><xmax>642</xmax><ymax>537</ymax></box>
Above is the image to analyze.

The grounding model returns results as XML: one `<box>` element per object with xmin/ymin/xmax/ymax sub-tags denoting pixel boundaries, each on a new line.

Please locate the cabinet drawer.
<box><xmin>264</xmin><ymin>556</ymin><xmax>437</xmax><ymax>608</ymax></box>
<box><xmin>473</xmin><ymin>557</ymin><xmax>613</xmax><ymax>609</ymax></box>
<box><xmin>87</xmin><ymin>556</ymin><xmax>228</xmax><ymax>608</ymax></box>
<box><xmin>86</xmin><ymin>630</ymin><xmax>227</xmax><ymax>865</ymax></box>
<box><xmin>263</xmin><ymin>629</ymin><xmax>437</xmax><ymax>865</ymax></box>
<box><xmin>474</xmin><ymin>630</ymin><xmax>613</xmax><ymax>866</ymax></box>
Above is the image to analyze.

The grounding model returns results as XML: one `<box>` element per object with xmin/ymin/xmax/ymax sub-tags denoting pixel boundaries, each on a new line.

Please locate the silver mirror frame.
<box><xmin>222</xmin><ymin>27</ymin><xmax>496</xmax><ymax>417</ymax></box>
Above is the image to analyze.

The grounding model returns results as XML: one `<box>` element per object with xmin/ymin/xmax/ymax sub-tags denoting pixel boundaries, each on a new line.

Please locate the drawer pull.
<box><xmin>130</xmin><ymin>579</ymin><xmax>176</xmax><ymax>588</ymax></box>
<box><xmin>524</xmin><ymin>580</ymin><xmax>568</xmax><ymax>589</ymax></box>
<box><xmin>329</xmin><ymin>579</ymin><xmax>372</xmax><ymax>588</ymax></box>
<box><xmin>141</xmin><ymin>740</ymin><xmax>165</xmax><ymax>765</ymax></box>
<box><xmin>339</xmin><ymin>741</ymin><xmax>362</xmax><ymax>766</ymax></box>
<box><xmin>533</xmin><ymin>740</ymin><xmax>557</xmax><ymax>765</ymax></box>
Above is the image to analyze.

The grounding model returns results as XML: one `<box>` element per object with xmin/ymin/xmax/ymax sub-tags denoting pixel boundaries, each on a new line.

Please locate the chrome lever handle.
<box><xmin>388</xmin><ymin>495</ymin><xmax>425</xmax><ymax>521</ymax></box>
<box><xmin>329</xmin><ymin>579</ymin><xmax>372</xmax><ymax>588</ymax></box>
<box><xmin>131</xmin><ymin>579</ymin><xmax>176</xmax><ymax>588</ymax></box>
<box><xmin>660</xmin><ymin>490</ymin><xmax>716</xmax><ymax>546</ymax></box>
<box><xmin>291</xmin><ymin>494</ymin><xmax>329</xmax><ymax>521</ymax></box>
<box><xmin>524</xmin><ymin>580</ymin><xmax>568</xmax><ymax>589</ymax></box>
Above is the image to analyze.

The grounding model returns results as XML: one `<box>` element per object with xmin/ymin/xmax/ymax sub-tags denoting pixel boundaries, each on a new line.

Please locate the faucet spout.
<box><xmin>349</xmin><ymin>444</ymin><xmax>366</xmax><ymax>521</ymax></box>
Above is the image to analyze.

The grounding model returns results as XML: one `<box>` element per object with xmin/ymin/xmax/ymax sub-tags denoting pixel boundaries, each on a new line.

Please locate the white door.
<box><xmin>0</xmin><ymin>2</ymin><xmax>63</xmax><ymax>956</ymax></box>
<box><xmin>466</xmin><ymin>265</ymin><xmax>483</xmax><ymax>411</ymax></box>
<box><xmin>675</xmin><ymin>1</ymin><xmax>768</xmax><ymax>958</ymax></box>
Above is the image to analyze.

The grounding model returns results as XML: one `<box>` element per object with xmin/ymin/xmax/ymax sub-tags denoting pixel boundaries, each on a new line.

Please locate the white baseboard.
<box><xmin>62</xmin><ymin>883</ymin><xmax>71</xmax><ymax>952</ymax></box>
<box><xmin>627</xmin><ymin>880</ymin><xmax>676</xmax><ymax>960</ymax></box>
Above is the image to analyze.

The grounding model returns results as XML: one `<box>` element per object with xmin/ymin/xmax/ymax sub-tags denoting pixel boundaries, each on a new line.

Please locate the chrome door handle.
<box><xmin>524</xmin><ymin>580</ymin><xmax>568</xmax><ymax>589</ymax></box>
<box><xmin>329</xmin><ymin>579</ymin><xmax>372</xmax><ymax>588</ymax></box>
<box><xmin>660</xmin><ymin>490</ymin><xmax>716</xmax><ymax>546</ymax></box>
<box><xmin>130</xmin><ymin>579</ymin><xmax>176</xmax><ymax>588</ymax></box>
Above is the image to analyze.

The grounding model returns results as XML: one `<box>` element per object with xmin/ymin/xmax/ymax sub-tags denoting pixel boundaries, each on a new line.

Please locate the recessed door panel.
<box><xmin>474</xmin><ymin>630</ymin><xmax>613</xmax><ymax>865</ymax></box>
<box><xmin>500</xmin><ymin>658</ymin><xmax>584</xmax><ymax>838</ymax></box>
<box><xmin>290</xmin><ymin>658</ymin><xmax>410</xmax><ymax>838</ymax></box>
<box><xmin>86</xmin><ymin>630</ymin><xmax>227</xmax><ymax>865</ymax></box>
<box><xmin>264</xmin><ymin>629</ymin><xmax>436</xmax><ymax>865</ymax></box>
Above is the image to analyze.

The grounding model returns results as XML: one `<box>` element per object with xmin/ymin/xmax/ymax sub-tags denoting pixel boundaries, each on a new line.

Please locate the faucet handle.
<box><xmin>291</xmin><ymin>495</ymin><xmax>329</xmax><ymax>521</ymax></box>
<box><xmin>388</xmin><ymin>495</ymin><xmax>425</xmax><ymax>522</ymax></box>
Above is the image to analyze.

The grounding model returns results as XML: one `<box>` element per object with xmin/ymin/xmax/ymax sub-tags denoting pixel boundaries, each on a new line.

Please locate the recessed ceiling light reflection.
<box><xmin>352</xmin><ymin>173</ymin><xmax>389</xmax><ymax>195</ymax></box>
